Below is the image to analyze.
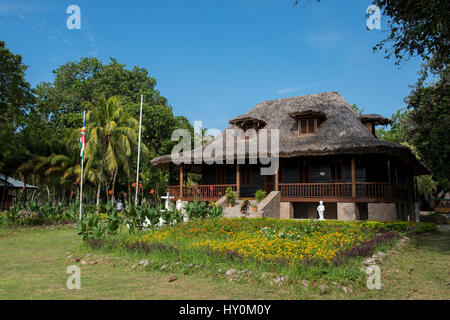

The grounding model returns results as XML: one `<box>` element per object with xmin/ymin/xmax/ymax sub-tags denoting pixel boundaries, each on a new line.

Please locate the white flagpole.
<box><xmin>135</xmin><ymin>95</ymin><xmax>143</xmax><ymax>206</ymax></box>
<box><xmin>79</xmin><ymin>111</ymin><xmax>86</xmax><ymax>220</ymax></box>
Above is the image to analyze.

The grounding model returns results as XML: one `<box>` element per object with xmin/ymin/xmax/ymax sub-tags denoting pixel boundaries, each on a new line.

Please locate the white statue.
<box><xmin>176</xmin><ymin>199</ymin><xmax>183</xmax><ymax>211</ymax></box>
<box><xmin>161</xmin><ymin>192</ymin><xmax>175</xmax><ymax>211</ymax></box>
<box><xmin>317</xmin><ymin>201</ymin><xmax>325</xmax><ymax>220</ymax></box>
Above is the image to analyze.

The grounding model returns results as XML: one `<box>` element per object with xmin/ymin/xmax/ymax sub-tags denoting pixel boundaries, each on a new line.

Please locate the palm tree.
<box><xmin>83</xmin><ymin>96</ymin><xmax>143</xmax><ymax>209</ymax></box>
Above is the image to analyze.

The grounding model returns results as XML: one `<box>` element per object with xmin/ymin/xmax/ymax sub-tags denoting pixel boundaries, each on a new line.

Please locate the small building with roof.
<box><xmin>152</xmin><ymin>92</ymin><xmax>428</xmax><ymax>221</ymax></box>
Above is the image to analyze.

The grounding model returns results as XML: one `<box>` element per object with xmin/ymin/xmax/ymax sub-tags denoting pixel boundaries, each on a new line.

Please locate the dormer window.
<box><xmin>289</xmin><ymin>110</ymin><xmax>325</xmax><ymax>136</ymax></box>
<box><xmin>359</xmin><ymin>114</ymin><xmax>392</xmax><ymax>137</ymax></box>
<box><xmin>228</xmin><ymin>117</ymin><xmax>266</xmax><ymax>139</ymax></box>
<box><xmin>297</xmin><ymin>118</ymin><xmax>317</xmax><ymax>134</ymax></box>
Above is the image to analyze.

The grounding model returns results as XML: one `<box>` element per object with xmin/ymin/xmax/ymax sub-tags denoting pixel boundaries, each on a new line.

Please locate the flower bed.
<box><xmin>121</xmin><ymin>218</ymin><xmax>435</xmax><ymax>265</ymax></box>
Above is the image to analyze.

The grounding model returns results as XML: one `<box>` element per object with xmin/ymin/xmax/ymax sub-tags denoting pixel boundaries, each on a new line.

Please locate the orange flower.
<box><xmin>131</xmin><ymin>182</ymin><xmax>136</xmax><ymax>188</ymax></box>
<box><xmin>149</xmin><ymin>189</ymin><xmax>154</xmax><ymax>194</ymax></box>
<box><xmin>108</xmin><ymin>190</ymin><xmax>113</xmax><ymax>195</ymax></box>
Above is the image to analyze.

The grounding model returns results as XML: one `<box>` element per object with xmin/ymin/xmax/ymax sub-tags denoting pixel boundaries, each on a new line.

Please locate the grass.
<box><xmin>0</xmin><ymin>224</ymin><xmax>448</xmax><ymax>300</ymax></box>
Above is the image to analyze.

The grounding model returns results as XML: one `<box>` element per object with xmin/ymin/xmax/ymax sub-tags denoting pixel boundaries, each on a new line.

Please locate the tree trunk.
<box><xmin>111</xmin><ymin>168</ymin><xmax>117</xmax><ymax>205</ymax></box>
<box><xmin>61</xmin><ymin>185</ymin><xmax>66</xmax><ymax>204</ymax></box>
<box><xmin>128</xmin><ymin>181</ymin><xmax>131</xmax><ymax>207</ymax></box>
<box><xmin>96</xmin><ymin>156</ymin><xmax>105</xmax><ymax>211</ymax></box>
<box><xmin>46</xmin><ymin>186</ymin><xmax>51</xmax><ymax>203</ymax></box>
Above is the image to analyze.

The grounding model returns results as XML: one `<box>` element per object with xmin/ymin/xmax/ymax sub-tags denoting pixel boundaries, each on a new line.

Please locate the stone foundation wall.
<box><xmin>259</xmin><ymin>191</ymin><xmax>281</xmax><ymax>218</ymax></box>
<box><xmin>368</xmin><ymin>203</ymin><xmax>397</xmax><ymax>221</ymax></box>
<box><xmin>337</xmin><ymin>203</ymin><xmax>357</xmax><ymax>221</ymax></box>
<box><xmin>280</xmin><ymin>202</ymin><xmax>294</xmax><ymax>219</ymax></box>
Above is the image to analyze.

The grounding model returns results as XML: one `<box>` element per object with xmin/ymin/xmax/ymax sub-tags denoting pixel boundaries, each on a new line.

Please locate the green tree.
<box><xmin>82</xmin><ymin>96</ymin><xmax>146</xmax><ymax>209</ymax></box>
<box><xmin>404</xmin><ymin>78</ymin><xmax>449</xmax><ymax>193</ymax></box>
<box><xmin>0</xmin><ymin>41</ymin><xmax>35</xmax><ymax>174</ymax></box>
<box><xmin>34</xmin><ymin>57</ymin><xmax>168</xmax><ymax>128</ymax></box>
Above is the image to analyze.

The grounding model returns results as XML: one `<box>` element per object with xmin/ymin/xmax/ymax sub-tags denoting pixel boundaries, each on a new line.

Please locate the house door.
<box><xmin>264</xmin><ymin>175</ymin><xmax>275</xmax><ymax>194</ymax></box>
<box><xmin>216</xmin><ymin>166</ymin><xmax>226</xmax><ymax>184</ymax></box>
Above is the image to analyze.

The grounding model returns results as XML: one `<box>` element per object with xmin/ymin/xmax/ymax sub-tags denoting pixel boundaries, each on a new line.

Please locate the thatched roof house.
<box><xmin>152</xmin><ymin>92</ymin><xmax>427</xmax><ymax>221</ymax></box>
<box><xmin>152</xmin><ymin>92</ymin><xmax>426</xmax><ymax>174</ymax></box>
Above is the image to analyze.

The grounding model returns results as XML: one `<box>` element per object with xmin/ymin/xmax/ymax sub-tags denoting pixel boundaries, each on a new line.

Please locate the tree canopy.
<box><xmin>1</xmin><ymin>45</ymin><xmax>193</xmax><ymax>205</ymax></box>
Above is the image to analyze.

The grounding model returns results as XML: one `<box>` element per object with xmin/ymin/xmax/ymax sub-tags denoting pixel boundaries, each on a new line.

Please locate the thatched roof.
<box><xmin>359</xmin><ymin>114</ymin><xmax>393</xmax><ymax>125</ymax></box>
<box><xmin>229</xmin><ymin>116</ymin><xmax>266</xmax><ymax>126</ymax></box>
<box><xmin>152</xmin><ymin>92</ymin><xmax>428</xmax><ymax>174</ymax></box>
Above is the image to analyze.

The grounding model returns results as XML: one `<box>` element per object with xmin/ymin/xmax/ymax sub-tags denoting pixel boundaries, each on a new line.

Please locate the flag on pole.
<box><xmin>79</xmin><ymin>115</ymin><xmax>86</xmax><ymax>159</ymax></box>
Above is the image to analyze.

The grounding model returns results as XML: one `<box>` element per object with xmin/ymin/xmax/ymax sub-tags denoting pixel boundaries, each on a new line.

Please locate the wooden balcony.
<box><xmin>168</xmin><ymin>184</ymin><xmax>236</xmax><ymax>201</ymax></box>
<box><xmin>169</xmin><ymin>182</ymin><xmax>408</xmax><ymax>202</ymax></box>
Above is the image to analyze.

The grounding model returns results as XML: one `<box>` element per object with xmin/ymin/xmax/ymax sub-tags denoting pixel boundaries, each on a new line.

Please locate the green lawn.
<box><xmin>0</xmin><ymin>225</ymin><xmax>449</xmax><ymax>300</ymax></box>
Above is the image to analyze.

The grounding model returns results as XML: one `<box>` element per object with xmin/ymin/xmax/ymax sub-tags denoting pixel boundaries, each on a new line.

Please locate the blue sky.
<box><xmin>1</xmin><ymin>0</ymin><xmax>423</xmax><ymax>130</ymax></box>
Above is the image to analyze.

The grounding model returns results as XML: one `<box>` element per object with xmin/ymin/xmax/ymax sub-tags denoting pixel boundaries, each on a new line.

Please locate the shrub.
<box><xmin>16</xmin><ymin>211</ymin><xmax>40</xmax><ymax>225</ymax></box>
<box><xmin>360</xmin><ymin>221</ymin><xmax>437</xmax><ymax>234</ymax></box>
<box><xmin>255</xmin><ymin>190</ymin><xmax>267</xmax><ymax>203</ymax></box>
<box><xmin>208</xmin><ymin>202</ymin><xmax>223</xmax><ymax>219</ymax></box>
<box><xmin>161</xmin><ymin>207</ymin><xmax>184</xmax><ymax>225</ymax></box>
<box><xmin>185</xmin><ymin>200</ymin><xmax>209</xmax><ymax>219</ymax></box>
<box><xmin>225</xmin><ymin>187</ymin><xmax>236</xmax><ymax>206</ymax></box>
<box><xmin>240</xmin><ymin>199</ymin><xmax>251</xmax><ymax>214</ymax></box>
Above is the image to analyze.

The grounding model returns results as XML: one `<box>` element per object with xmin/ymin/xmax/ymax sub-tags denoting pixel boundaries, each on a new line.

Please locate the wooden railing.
<box><xmin>279</xmin><ymin>182</ymin><xmax>352</xmax><ymax>198</ymax></box>
<box><xmin>279</xmin><ymin>182</ymin><xmax>407</xmax><ymax>201</ymax></box>
<box><xmin>168</xmin><ymin>185</ymin><xmax>236</xmax><ymax>201</ymax></box>
<box><xmin>169</xmin><ymin>182</ymin><xmax>408</xmax><ymax>202</ymax></box>
<box><xmin>435</xmin><ymin>199</ymin><xmax>450</xmax><ymax>213</ymax></box>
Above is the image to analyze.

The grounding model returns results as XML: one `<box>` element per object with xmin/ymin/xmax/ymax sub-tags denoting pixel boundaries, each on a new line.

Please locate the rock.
<box><xmin>66</xmin><ymin>255</ymin><xmax>72</xmax><ymax>259</ymax></box>
<box><xmin>73</xmin><ymin>257</ymin><xmax>80</xmax><ymax>263</ymax></box>
<box><xmin>272</xmin><ymin>276</ymin><xmax>286</xmax><ymax>285</ymax></box>
<box><xmin>168</xmin><ymin>275</ymin><xmax>177</xmax><ymax>282</ymax></box>
<box><xmin>225</xmin><ymin>269</ymin><xmax>237</xmax><ymax>276</ymax></box>
<box><xmin>363</xmin><ymin>258</ymin><xmax>377</xmax><ymax>265</ymax></box>
<box><xmin>160</xmin><ymin>264</ymin><xmax>168</xmax><ymax>270</ymax></box>
<box><xmin>331</xmin><ymin>281</ymin><xmax>339</xmax><ymax>286</ymax></box>
<box><xmin>88</xmin><ymin>261</ymin><xmax>98</xmax><ymax>265</ymax></box>
<box><xmin>301</xmin><ymin>280</ymin><xmax>310</xmax><ymax>288</ymax></box>
<box><xmin>187</xmin><ymin>263</ymin><xmax>194</xmax><ymax>267</ymax></box>
<box><xmin>319</xmin><ymin>284</ymin><xmax>328</xmax><ymax>290</ymax></box>
<box><xmin>174</xmin><ymin>262</ymin><xmax>181</xmax><ymax>265</ymax></box>
<box><xmin>376</xmin><ymin>251</ymin><xmax>386</xmax><ymax>257</ymax></box>
<box><xmin>131</xmin><ymin>264</ymin><xmax>137</xmax><ymax>269</ymax></box>
<box><xmin>80</xmin><ymin>260</ymin><xmax>87</xmax><ymax>265</ymax></box>
<box><xmin>139</xmin><ymin>259</ymin><xmax>149</xmax><ymax>267</ymax></box>
<box><xmin>342</xmin><ymin>286</ymin><xmax>349</xmax><ymax>293</ymax></box>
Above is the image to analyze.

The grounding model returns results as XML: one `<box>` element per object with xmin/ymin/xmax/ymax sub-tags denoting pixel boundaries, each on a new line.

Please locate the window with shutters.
<box><xmin>297</xmin><ymin>117</ymin><xmax>318</xmax><ymax>135</ymax></box>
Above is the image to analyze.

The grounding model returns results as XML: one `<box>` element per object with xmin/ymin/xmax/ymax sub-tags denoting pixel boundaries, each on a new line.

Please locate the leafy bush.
<box><xmin>161</xmin><ymin>207</ymin><xmax>184</xmax><ymax>225</ymax></box>
<box><xmin>77</xmin><ymin>214</ymin><xmax>108</xmax><ymax>242</ymax></box>
<box><xmin>225</xmin><ymin>187</ymin><xmax>236</xmax><ymax>206</ymax></box>
<box><xmin>255</xmin><ymin>190</ymin><xmax>267</xmax><ymax>203</ymax></box>
<box><xmin>185</xmin><ymin>200</ymin><xmax>209</xmax><ymax>219</ymax></box>
<box><xmin>16</xmin><ymin>211</ymin><xmax>40</xmax><ymax>225</ymax></box>
<box><xmin>240</xmin><ymin>199</ymin><xmax>251</xmax><ymax>214</ymax></box>
<box><xmin>360</xmin><ymin>221</ymin><xmax>436</xmax><ymax>234</ymax></box>
<box><xmin>208</xmin><ymin>202</ymin><xmax>223</xmax><ymax>219</ymax></box>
